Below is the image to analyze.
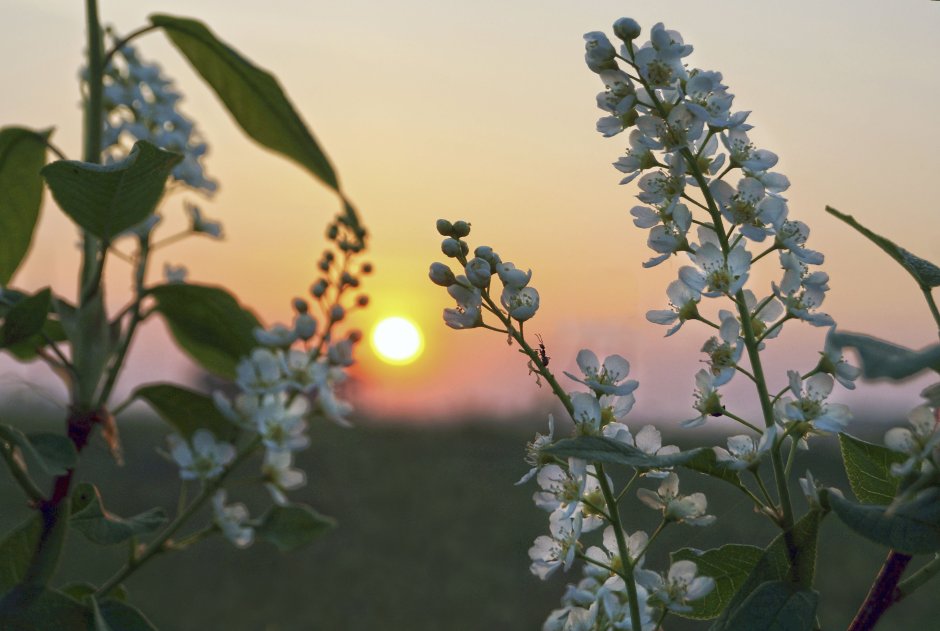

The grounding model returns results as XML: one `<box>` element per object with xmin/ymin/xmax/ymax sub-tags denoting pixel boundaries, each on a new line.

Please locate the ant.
<box><xmin>535</xmin><ymin>333</ymin><xmax>550</xmax><ymax>367</ymax></box>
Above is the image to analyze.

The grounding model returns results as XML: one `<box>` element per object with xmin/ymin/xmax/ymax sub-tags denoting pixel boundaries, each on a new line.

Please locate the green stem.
<box><xmin>80</xmin><ymin>0</ymin><xmax>105</xmax><ymax>299</ymax></box>
<box><xmin>0</xmin><ymin>441</ymin><xmax>45</xmax><ymax>503</ymax></box>
<box><xmin>752</xmin><ymin>471</ymin><xmax>777</xmax><ymax>515</ymax></box>
<box><xmin>101</xmin><ymin>24</ymin><xmax>160</xmax><ymax>68</ymax></box>
<box><xmin>96</xmin><ymin>240</ymin><xmax>150</xmax><ymax>407</ymax></box>
<box><xmin>95</xmin><ymin>438</ymin><xmax>261</xmax><ymax>598</ymax></box>
<box><xmin>922</xmin><ymin>287</ymin><xmax>940</xmax><ymax>340</ymax></box>
<box><xmin>615</xmin><ymin>470</ymin><xmax>639</xmax><ymax>502</ymax></box>
<box><xmin>784</xmin><ymin>437</ymin><xmax>799</xmax><ymax>480</ymax></box>
<box><xmin>722</xmin><ymin>410</ymin><xmax>764</xmax><ymax>434</ymax></box>
<box><xmin>596</xmin><ymin>465</ymin><xmax>643</xmax><ymax>631</ymax></box>
<box><xmin>898</xmin><ymin>553</ymin><xmax>940</xmax><ymax>598</ymax></box>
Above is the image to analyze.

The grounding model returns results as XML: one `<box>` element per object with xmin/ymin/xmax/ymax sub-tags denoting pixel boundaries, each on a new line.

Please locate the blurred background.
<box><xmin>1</xmin><ymin>0</ymin><xmax>939</xmax><ymax>629</ymax></box>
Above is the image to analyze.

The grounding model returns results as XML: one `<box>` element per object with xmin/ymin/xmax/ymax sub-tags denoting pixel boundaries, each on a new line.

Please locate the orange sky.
<box><xmin>2</xmin><ymin>0</ymin><xmax>938</xmax><ymax>424</ymax></box>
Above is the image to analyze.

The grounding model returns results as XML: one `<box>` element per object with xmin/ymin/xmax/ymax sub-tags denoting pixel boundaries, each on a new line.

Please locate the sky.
<box><xmin>1</xmin><ymin>0</ymin><xmax>938</xmax><ymax>426</ymax></box>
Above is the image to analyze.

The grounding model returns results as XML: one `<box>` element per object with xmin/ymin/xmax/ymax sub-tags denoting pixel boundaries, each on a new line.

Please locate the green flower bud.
<box><xmin>441</xmin><ymin>238</ymin><xmax>463</xmax><ymax>257</ymax></box>
<box><xmin>452</xmin><ymin>220</ymin><xmax>471</xmax><ymax>238</ymax></box>
<box><xmin>613</xmin><ymin>18</ymin><xmax>641</xmax><ymax>42</ymax></box>
<box><xmin>436</xmin><ymin>219</ymin><xmax>454</xmax><ymax>236</ymax></box>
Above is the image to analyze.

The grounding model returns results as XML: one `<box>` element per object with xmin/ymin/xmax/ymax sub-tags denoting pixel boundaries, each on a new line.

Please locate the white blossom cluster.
<box><xmin>89</xmin><ymin>34</ymin><xmax>217</xmax><ymax>194</ymax></box>
<box><xmin>167</xmin><ymin>240</ymin><xmax>371</xmax><ymax>548</ymax></box>
<box><xmin>584</xmin><ymin>18</ymin><xmax>859</xmax><ymax>438</ymax></box>
<box><xmin>520</xmin><ymin>348</ymin><xmax>716</xmax><ymax>629</ymax></box>
<box><xmin>429</xmin><ymin>219</ymin><xmax>540</xmax><ymax>329</ymax></box>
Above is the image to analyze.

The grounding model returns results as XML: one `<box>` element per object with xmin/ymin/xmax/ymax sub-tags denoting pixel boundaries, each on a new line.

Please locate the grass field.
<box><xmin>1</xmin><ymin>412</ymin><xmax>938</xmax><ymax>630</ymax></box>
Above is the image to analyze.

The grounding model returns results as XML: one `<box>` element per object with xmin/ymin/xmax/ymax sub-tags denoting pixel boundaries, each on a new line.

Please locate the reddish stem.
<box><xmin>847</xmin><ymin>550</ymin><xmax>913</xmax><ymax>631</ymax></box>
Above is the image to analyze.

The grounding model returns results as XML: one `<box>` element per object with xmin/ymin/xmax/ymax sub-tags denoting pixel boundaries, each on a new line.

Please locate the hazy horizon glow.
<box><xmin>2</xmin><ymin>0</ymin><xmax>938</xmax><ymax>425</ymax></box>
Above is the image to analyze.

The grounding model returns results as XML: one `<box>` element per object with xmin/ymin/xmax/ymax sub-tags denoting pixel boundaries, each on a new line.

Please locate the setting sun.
<box><xmin>370</xmin><ymin>316</ymin><xmax>424</xmax><ymax>365</ymax></box>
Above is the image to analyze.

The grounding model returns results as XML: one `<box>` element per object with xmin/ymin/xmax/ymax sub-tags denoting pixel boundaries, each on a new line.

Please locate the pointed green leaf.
<box><xmin>256</xmin><ymin>503</ymin><xmax>335</xmax><ymax>552</ymax></box>
<box><xmin>0</xmin><ymin>127</ymin><xmax>49</xmax><ymax>286</ymax></box>
<box><xmin>828</xmin><ymin>331</ymin><xmax>940</xmax><ymax>380</ymax></box>
<box><xmin>149</xmin><ymin>283</ymin><xmax>261</xmax><ymax>378</ymax></box>
<box><xmin>543</xmin><ymin>435</ymin><xmax>702</xmax><ymax>469</ymax></box>
<box><xmin>134</xmin><ymin>382</ymin><xmax>238</xmax><ymax>440</ymax></box>
<box><xmin>0</xmin><ymin>515</ymin><xmax>41</xmax><ymax>594</ymax></box>
<box><xmin>826</xmin><ymin>206</ymin><xmax>940</xmax><ymax>289</ymax></box>
<box><xmin>839</xmin><ymin>433</ymin><xmax>906</xmax><ymax>504</ymax></box>
<box><xmin>95</xmin><ymin>599</ymin><xmax>158</xmax><ymax>631</ymax></box>
<box><xmin>1</xmin><ymin>287</ymin><xmax>51</xmax><ymax>348</ymax></box>
<box><xmin>671</xmin><ymin>544</ymin><xmax>763</xmax><ymax>620</ymax></box>
<box><xmin>710</xmin><ymin>510</ymin><xmax>823</xmax><ymax>631</ymax></box>
<box><xmin>721</xmin><ymin>581</ymin><xmax>819</xmax><ymax>631</ymax></box>
<box><xmin>0</xmin><ymin>586</ymin><xmax>89</xmax><ymax>630</ymax></box>
<box><xmin>0</xmin><ymin>424</ymin><xmax>76</xmax><ymax>476</ymax></box>
<box><xmin>830</xmin><ymin>488</ymin><xmax>940</xmax><ymax>554</ymax></box>
<box><xmin>150</xmin><ymin>14</ymin><xmax>338</xmax><ymax>192</ymax></box>
<box><xmin>69</xmin><ymin>483</ymin><xmax>168</xmax><ymax>546</ymax></box>
<box><xmin>0</xmin><ymin>289</ymin><xmax>69</xmax><ymax>361</ymax></box>
<box><xmin>680</xmin><ymin>447</ymin><xmax>746</xmax><ymax>488</ymax></box>
<box><xmin>41</xmin><ymin>140</ymin><xmax>181</xmax><ymax>241</ymax></box>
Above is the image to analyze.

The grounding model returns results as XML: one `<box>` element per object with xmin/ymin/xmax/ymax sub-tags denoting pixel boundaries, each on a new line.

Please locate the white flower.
<box><xmin>518</xmin><ymin>415</ymin><xmax>556</xmax><ymax>485</ymax></box>
<box><xmin>236</xmin><ymin>348</ymin><xmax>286</xmax><ymax>394</ymax></box>
<box><xmin>885</xmin><ymin>404</ymin><xmax>940</xmax><ymax>477</ymax></box>
<box><xmin>635</xmin><ymin>560</ymin><xmax>715</xmax><ymax>612</ymax></box>
<box><xmin>570</xmin><ymin>392</ymin><xmax>602</xmax><ymax>433</ymax></box>
<box><xmin>633</xmin><ymin>425</ymin><xmax>680</xmax><ymax>478</ymax></box>
<box><xmin>529</xmin><ymin>510</ymin><xmax>584</xmax><ymax>580</ymax></box>
<box><xmin>680</xmin><ymin>240</ymin><xmax>752</xmax><ymax>298</ymax></box>
<box><xmin>699</xmin><ymin>310</ymin><xmax>743</xmax><ymax>387</ymax></box>
<box><xmin>464</xmin><ymin>257</ymin><xmax>492</xmax><ymax>288</ymax></box>
<box><xmin>564</xmin><ymin>349</ymin><xmax>639</xmax><ymax>397</ymax></box>
<box><xmin>443</xmin><ymin>276</ymin><xmax>482</xmax><ymax>329</ymax></box>
<box><xmin>186</xmin><ymin>203</ymin><xmax>223</xmax><ymax>238</ymax></box>
<box><xmin>713</xmin><ymin>427</ymin><xmax>776</xmax><ymax>470</ymax></box>
<box><xmin>255</xmin><ymin>394</ymin><xmax>310</xmax><ymax>453</ymax></box>
<box><xmin>646</xmin><ymin>279</ymin><xmax>701</xmax><ymax>337</ymax></box>
<box><xmin>166</xmin><ymin>430</ymin><xmax>235</xmax><ymax>480</ymax></box>
<box><xmin>817</xmin><ymin>333</ymin><xmax>861</xmax><ymax>390</ymax></box>
<box><xmin>777</xmin><ymin>372</ymin><xmax>851</xmax><ymax>433</ymax></box>
<box><xmin>684</xmin><ymin>369</ymin><xmax>724</xmax><ymax>428</ymax></box>
<box><xmin>496</xmin><ymin>262</ymin><xmax>532</xmax><ymax>289</ymax></box>
<box><xmin>501</xmin><ymin>285</ymin><xmax>540</xmax><ymax>321</ymax></box>
<box><xmin>632</xmin><ymin>23</ymin><xmax>692</xmax><ymax>87</ymax></box>
<box><xmin>583</xmin><ymin>526</ymin><xmax>649</xmax><ymax>580</ymax></box>
<box><xmin>262</xmin><ymin>449</ymin><xmax>307</xmax><ymax>505</ymax></box>
<box><xmin>212</xmin><ymin>490</ymin><xmax>253</xmax><ymax>548</ymax></box>
<box><xmin>637</xmin><ymin>473</ymin><xmax>715</xmax><ymax>525</ymax></box>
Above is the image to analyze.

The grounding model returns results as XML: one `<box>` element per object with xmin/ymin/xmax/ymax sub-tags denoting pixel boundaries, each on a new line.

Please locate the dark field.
<box><xmin>1</xmin><ymin>413</ymin><xmax>937</xmax><ymax>630</ymax></box>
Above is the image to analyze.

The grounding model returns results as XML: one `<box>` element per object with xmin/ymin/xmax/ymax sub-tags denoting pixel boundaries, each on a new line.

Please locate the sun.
<box><xmin>370</xmin><ymin>316</ymin><xmax>424</xmax><ymax>365</ymax></box>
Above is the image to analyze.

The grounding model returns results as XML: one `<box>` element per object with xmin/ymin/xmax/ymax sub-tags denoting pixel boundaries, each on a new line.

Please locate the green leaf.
<box><xmin>88</xmin><ymin>595</ymin><xmax>113</xmax><ymax>631</ymax></box>
<box><xmin>671</xmin><ymin>544</ymin><xmax>763</xmax><ymax>620</ymax></box>
<box><xmin>69</xmin><ymin>483</ymin><xmax>168</xmax><ymax>546</ymax></box>
<box><xmin>839</xmin><ymin>433</ymin><xmax>906</xmax><ymax>504</ymax></box>
<box><xmin>826</xmin><ymin>206</ymin><xmax>940</xmax><ymax>289</ymax></box>
<box><xmin>256</xmin><ymin>503</ymin><xmax>335</xmax><ymax>552</ymax></box>
<box><xmin>0</xmin><ymin>586</ymin><xmax>89</xmax><ymax>631</ymax></box>
<box><xmin>711</xmin><ymin>510</ymin><xmax>823</xmax><ymax>631</ymax></box>
<box><xmin>0</xmin><ymin>127</ymin><xmax>49</xmax><ymax>286</ymax></box>
<box><xmin>0</xmin><ymin>424</ymin><xmax>76</xmax><ymax>475</ymax></box>
<box><xmin>134</xmin><ymin>382</ymin><xmax>238</xmax><ymax>440</ymax></box>
<box><xmin>0</xmin><ymin>515</ymin><xmax>41</xmax><ymax>594</ymax></box>
<box><xmin>543</xmin><ymin>435</ymin><xmax>702</xmax><ymax>469</ymax></box>
<box><xmin>680</xmin><ymin>447</ymin><xmax>745</xmax><ymax>488</ymax></box>
<box><xmin>829</xmin><ymin>488</ymin><xmax>940</xmax><ymax>554</ymax></box>
<box><xmin>41</xmin><ymin>140</ymin><xmax>181</xmax><ymax>241</ymax></box>
<box><xmin>0</xmin><ymin>289</ymin><xmax>69</xmax><ymax>361</ymax></box>
<box><xmin>721</xmin><ymin>581</ymin><xmax>819</xmax><ymax>631</ymax></box>
<box><xmin>1</xmin><ymin>288</ymin><xmax>51</xmax><ymax>348</ymax></box>
<box><xmin>150</xmin><ymin>14</ymin><xmax>338</xmax><ymax>192</ymax></box>
<box><xmin>95</xmin><ymin>599</ymin><xmax>157</xmax><ymax>631</ymax></box>
<box><xmin>149</xmin><ymin>283</ymin><xmax>261</xmax><ymax>379</ymax></box>
<box><xmin>827</xmin><ymin>330</ymin><xmax>940</xmax><ymax>380</ymax></box>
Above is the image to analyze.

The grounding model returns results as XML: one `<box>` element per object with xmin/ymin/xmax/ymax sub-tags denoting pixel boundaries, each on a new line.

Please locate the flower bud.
<box><xmin>452</xmin><ymin>220</ymin><xmax>471</xmax><ymax>238</ymax></box>
<box><xmin>293</xmin><ymin>313</ymin><xmax>317</xmax><ymax>340</ymax></box>
<box><xmin>360</xmin><ymin>262</ymin><xmax>374</xmax><ymax>274</ymax></box>
<box><xmin>497</xmin><ymin>262</ymin><xmax>532</xmax><ymax>289</ymax></box>
<box><xmin>356</xmin><ymin>295</ymin><xmax>369</xmax><ymax>307</ymax></box>
<box><xmin>441</xmin><ymin>238</ymin><xmax>463</xmax><ymax>258</ymax></box>
<box><xmin>330</xmin><ymin>305</ymin><xmax>345</xmax><ymax>322</ymax></box>
<box><xmin>292</xmin><ymin>298</ymin><xmax>309</xmax><ymax>314</ymax></box>
<box><xmin>613</xmin><ymin>18</ymin><xmax>641</xmax><ymax>42</ymax></box>
<box><xmin>465</xmin><ymin>257</ymin><xmax>492</xmax><ymax>288</ymax></box>
<box><xmin>310</xmin><ymin>279</ymin><xmax>328</xmax><ymax>298</ymax></box>
<box><xmin>429</xmin><ymin>262</ymin><xmax>457</xmax><ymax>287</ymax></box>
<box><xmin>436</xmin><ymin>219</ymin><xmax>454</xmax><ymax>236</ymax></box>
<box><xmin>474</xmin><ymin>245</ymin><xmax>502</xmax><ymax>268</ymax></box>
